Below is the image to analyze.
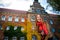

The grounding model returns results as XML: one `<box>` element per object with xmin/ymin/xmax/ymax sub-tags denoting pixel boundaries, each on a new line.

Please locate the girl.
<box><xmin>36</xmin><ymin>15</ymin><xmax>48</xmax><ymax>40</ymax></box>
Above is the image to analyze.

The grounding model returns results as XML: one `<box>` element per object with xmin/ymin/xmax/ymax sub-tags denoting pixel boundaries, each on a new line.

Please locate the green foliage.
<box><xmin>4</xmin><ymin>25</ymin><xmax>27</xmax><ymax>40</ymax></box>
<box><xmin>47</xmin><ymin>0</ymin><xmax>60</xmax><ymax>11</ymax></box>
<box><xmin>4</xmin><ymin>25</ymin><xmax>14</xmax><ymax>37</ymax></box>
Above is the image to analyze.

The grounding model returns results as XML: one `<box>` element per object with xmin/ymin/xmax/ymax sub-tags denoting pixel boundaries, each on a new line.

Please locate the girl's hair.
<box><xmin>36</xmin><ymin>14</ymin><xmax>45</xmax><ymax>22</ymax></box>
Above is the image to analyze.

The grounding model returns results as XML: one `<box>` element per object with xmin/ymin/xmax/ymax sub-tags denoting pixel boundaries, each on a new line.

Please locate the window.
<box><xmin>32</xmin><ymin>9</ymin><xmax>35</xmax><ymax>12</ymax></box>
<box><xmin>1</xmin><ymin>15</ymin><xmax>5</xmax><ymax>21</ymax></box>
<box><xmin>31</xmin><ymin>16</ymin><xmax>35</xmax><ymax>21</ymax></box>
<box><xmin>14</xmin><ymin>26</ymin><xmax>17</xmax><ymax>30</ymax></box>
<box><xmin>20</xmin><ymin>37</ymin><xmax>25</xmax><ymax>40</ymax></box>
<box><xmin>51</xmin><ymin>28</ymin><xmax>55</xmax><ymax>33</ymax></box>
<box><xmin>15</xmin><ymin>16</ymin><xmax>19</xmax><ymax>22</ymax></box>
<box><xmin>21</xmin><ymin>18</ymin><xmax>25</xmax><ymax>22</ymax></box>
<box><xmin>58</xmin><ymin>29</ymin><xmax>60</xmax><ymax>33</ymax></box>
<box><xmin>6</xmin><ymin>26</ymin><xmax>10</xmax><ymax>30</ymax></box>
<box><xmin>36</xmin><ymin>9</ymin><xmax>40</xmax><ymax>13</ymax></box>
<box><xmin>4</xmin><ymin>36</ymin><xmax>8</xmax><ymax>40</ymax></box>
<box><xmin>12</xmin><ymin>37</ymin><xmax>17</xmax><ymax>40</ymax></box>
<box><xmin>32</xmin><ymin>10</ymin><xmax>34</xmax><ymax>12</ymax></box>
<box><xmin>8</xmin><ymin>16</ymin><xmax>12</xmax><ymax>21</ymax></box>
<box><xmin>44</xmin><ymin>17</ymin><xmax>47</xmax><ymax>21</ymax></box>
<box><xmin>32</xmin><ymin>35</ymin><xmax>37</xmax><ymax>40</ymax></box>
<box><xmin>21</xmin><ymin>27</ymin><xmax>24</xmax><ymax>31</ymax></box>
<box><xmin>0</xmin><ymin>25</ymin><xmax>2</xmax><ymax>30</ymax></box>
<box><xmin>50</xmin><ymin>20</ymin><xmax>53</xmax><ymax>24</ymax></box>
<box><xmin>32</xmin><ymin>26</ymin><xmax>35</xmax><ymax>30</ymax></box>
<box><xmin>42</xmin><ymin>10</ymin><xmax>46</xmax><ymax>13</ymax></box>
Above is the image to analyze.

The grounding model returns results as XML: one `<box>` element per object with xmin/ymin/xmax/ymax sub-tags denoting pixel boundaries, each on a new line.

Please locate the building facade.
<box><xmin>0</xmin><ymin>8</ymin><xmax>42</xmax><ymax>40</ymax></box>
<box><xmin>0</xmin><ymin>8</ymin><xmax>60</xmax><ymax>40</ymax></box>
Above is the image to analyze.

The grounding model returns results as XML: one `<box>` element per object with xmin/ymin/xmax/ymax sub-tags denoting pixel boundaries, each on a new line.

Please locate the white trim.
<box><xmin>8</xmin><ymin>16</ymin><xmax>12</xmax><ymax>21</ymax></box>
<box><xmin>1</xmin><ymin>15</ymin><xmax>5</xmax><ymax>21</ymax></box>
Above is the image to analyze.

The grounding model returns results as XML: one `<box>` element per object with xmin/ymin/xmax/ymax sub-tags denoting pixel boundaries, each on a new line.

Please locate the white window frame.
<box><xmin>21</xmin><ymin>27</ymin><xmax>24</xmax><ymax>31</ymax></box>
<box><xmin>8</xmin><ymin>16</ymin><xmax>12</xmax><ymax>21</ymax></box>
<box><xmin>31</xmin><ymin>16</ymin><xmax>35</xmax><ymax>21</ymax></box>
<box><xmin>1</xmin><ymin>15</ymin><xmax>5</xmax><ymax>21</ymax></box>
<box><xmin>32</xmin><ymin>26</ymin><xmax>35</xmax><ymax>30</ymax></box>
<box><xmin>21</xmin><ymin>18</ymin><xmax>25</xmax><ymax>22</ymax></box>
<box><xmin>6</xmin><ymin>26</ymin><xmax>10</xmax><ymax>30</ymax></box>
<box><xmin>12</xmin><ymin>37</ymin><xmax>17</xmax><ymax>40</ymax></box>
<box><xmin>4</xmin><ymin>36</ymin><xmax>8</xmax><ymax>40</ymax></box>
<box><xmin>32</xmin><ymin>35</ymin><xmax>37</xmax><ymax>40</ymax></box>
<box><xmin>14</xmin><ymin>26</ymin><xmax>17</xmax><ymax>30</ymax></box>
<box><xmin>15</xmin><ymin>16</ymin><xmax>19</xmax><ymax>22</ymax></box>
<box><xmin>20</xmin><ymin>37</ymin><xmax>25</xmax><ymax>40</ymax></box>
<box><xmin>50</xmin><ymin>20</ymin><xmax>53</xmax><ymax>24</ymax></box>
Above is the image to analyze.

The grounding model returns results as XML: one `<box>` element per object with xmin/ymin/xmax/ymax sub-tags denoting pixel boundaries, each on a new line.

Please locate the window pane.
<box><xmin>8</xmin><ymin>16</ymin><xmax>12</xmax><ymax>21</ymax></box>
<box><xmin>32</xmin><ymin>10</ymin><xmax>35</xmax><ymax>12</ymax></box>
<box><xmin>51</xmin><ymin>28</ymin><xmax>55</xmax><ymax>33</ymax></box>
<box><xmin>36</xmin><ymin>9</ymin><xmax>40</xmax><ymax>13</ymax></box>
<box><xmin>32</xmin><ymin>35</ymin><xmax>37</xmax><ymax>40</ymax></box>
<box><xmin>14</xmin><ymin>26</ymin><xmax>17</xmax><ymax>30</ymax></box>
<box><xmin>32</xmin><ymin>26</ymin><xmax>35</xmax><ymax>30</ymax></box>
<box><xmin>1</xmin><ymin>15</ymin><xmax>5</xmax><ymax>21</ymax></box>
<box><xmin>21</xmin><ymin>18</ymin><xmax>25</xmax><ymax>22</ymax></box>
<box><xmin>58</xmin><ymin>29</ymin><xmax>60</xmax><ymax>33</ymax></box>
<box><xmin>4</xmin><ymin>36</ymin><xmax>8</xmax><ymax>40</ymax></box>
<box><xmin>0</xmin><ymin>25</ymin><xmax>2</xmax><ymax>30</ymax></box>
<box><xmin>50</xmin><ymin>20</ymin><xmax>53</xmax><ymax>24</ymax></box>
<box><xmin>44</xmin><ymin>17</ymin><xmax>47</xmax><ymax>21</ymax></box>
<box><xmin>21</xmin><ymin>27</ymin><xmax>24</xmax><ymax>31</ymax></box>
<box><xmin>42</xmin><ymin>10</ymin><xmax>46</xmax><ymax>13</ymax></box>
<box><xmin>6</xmin><ymin>26</ymin><xmax>10</xmax><ymax>30</ymax></box>
<box><xmin>12</xmin><ymin>37</ymin><xmax>17</xmax><ymax>40</ymax></box>
<box><xmin>31</xmin><ymin>16</ymin><xmax>35</xmax><ymax>21</ymax></box>
<box><xmin>15</xmin><ymin>16</ymin><xmax>19</xmax><ymax>22</ymax></box>
<box><xmin>20</xmin><ymin>37</ymin><xmax>25</xmax><ymax>40</ymax></box>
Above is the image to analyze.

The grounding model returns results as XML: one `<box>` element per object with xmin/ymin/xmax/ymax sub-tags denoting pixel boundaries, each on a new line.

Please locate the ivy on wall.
<box><xmin>4</xmin><ymin>25</ymin><xmax>27</xmax><ymax>40</ymax></box>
